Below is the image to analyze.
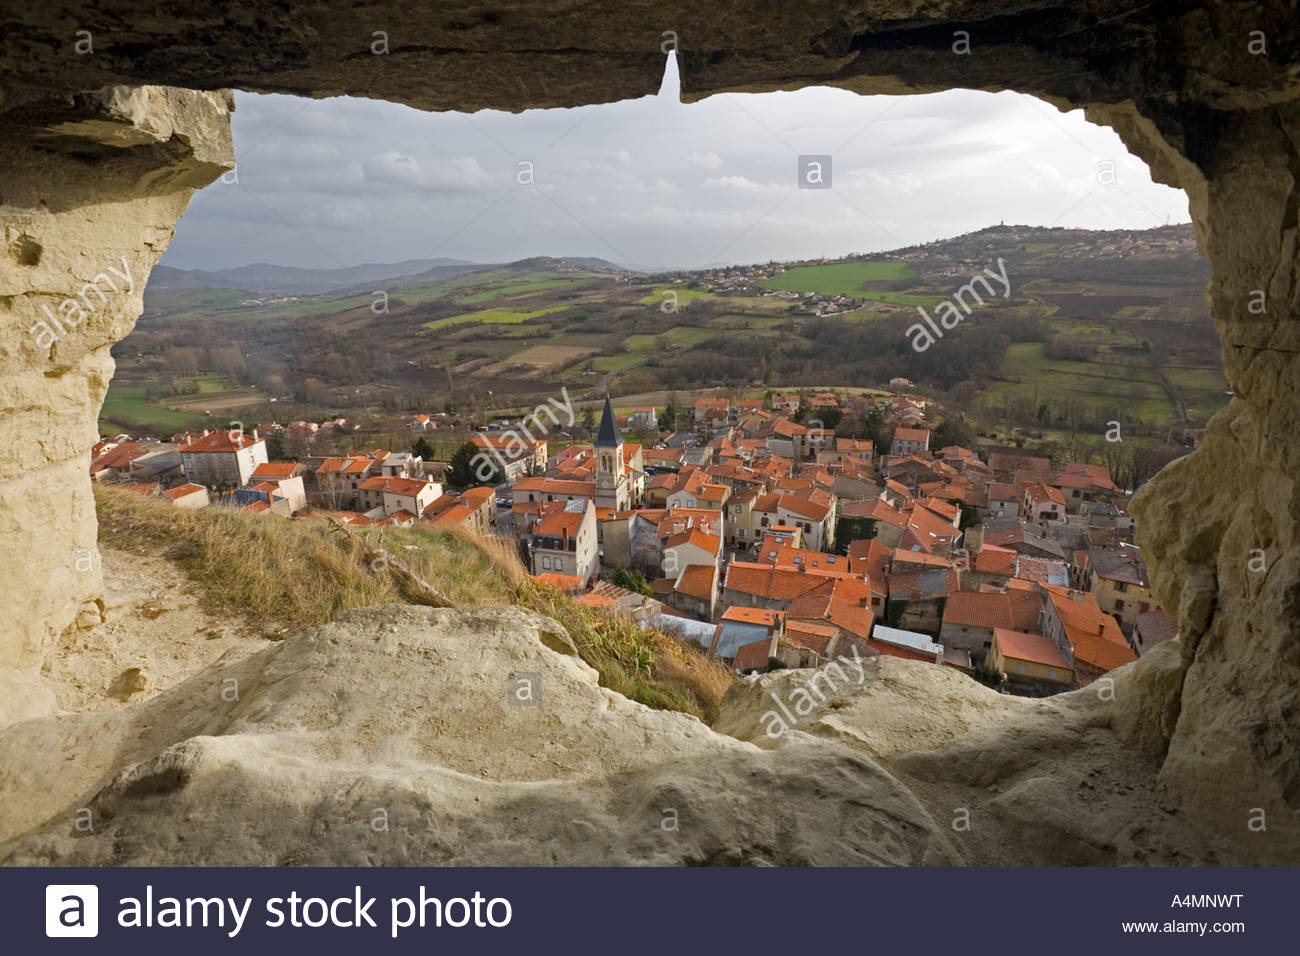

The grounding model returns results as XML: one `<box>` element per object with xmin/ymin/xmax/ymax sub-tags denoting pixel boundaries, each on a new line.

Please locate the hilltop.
<box><xmin>106</xmin><ymin>224</ymin><xmax>1220</xmax><ymax>439</ymax></box>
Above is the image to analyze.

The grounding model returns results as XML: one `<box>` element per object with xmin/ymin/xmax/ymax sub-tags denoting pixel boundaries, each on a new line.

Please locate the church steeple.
<box><xmin>594</xmin><ymin>395</ymin><xmax>622</xmax><ymax>447</ymax></box>
<box><xmin>593</xmin><ymin>395</ymin><xmax>628</xmax><ymax>511</ymax></box>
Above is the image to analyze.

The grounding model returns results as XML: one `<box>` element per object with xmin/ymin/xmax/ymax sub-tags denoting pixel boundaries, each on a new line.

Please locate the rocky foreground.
<box><xmin>0</xmin><ymin>605</ymin><xmax>1250</xmax><ymax>866</ymax></box>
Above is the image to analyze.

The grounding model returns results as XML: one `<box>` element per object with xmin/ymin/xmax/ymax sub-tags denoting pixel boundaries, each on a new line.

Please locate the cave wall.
<box><xmin>0</xmin><ymin>1</ymin><xmax>1297</xmax><ymax>851</ymax></box>
<box><xmin>0</xmin><ymin>87</ymin><xmax>233</xmax><ymax>721</ymax></box>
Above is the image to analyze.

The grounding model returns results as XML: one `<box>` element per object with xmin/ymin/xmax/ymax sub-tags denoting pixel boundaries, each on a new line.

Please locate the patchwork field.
<box><xmin>760</xmin><ymin>260</ymin><xmax>917</xmax><ymax>296</ymax></box>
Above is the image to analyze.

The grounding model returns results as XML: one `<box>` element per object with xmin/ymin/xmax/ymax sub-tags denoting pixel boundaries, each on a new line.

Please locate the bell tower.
<box><xmin>593</xmin><ymin>395</ymin><xmax>628</xmax><ymax>511</ymax></box>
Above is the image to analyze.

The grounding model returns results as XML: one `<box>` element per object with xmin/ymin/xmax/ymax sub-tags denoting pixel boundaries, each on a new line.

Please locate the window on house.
<box><xmin>542</xmin><ymin>556</ymin><xmax>551</xmax><ymax>570</ymax></box>
<box><xmin>1016</xmin><ymin>662</ymin><xmax>1028</xmax><ymax>674</ymax></box>
<box><xmin>1115</xmin><ymin>599</ymin><xmax>1125</xmax><ymax>611</ymax></box>
<box><xmin>1047</xmin><ymin>668</ymin><xmax>1059</xmax><ymax>680</ymax></box>
<box><xmin>1139</xmin><ymin>602</ymin><xmax>1150</xmax><ymax>614</ymax></box>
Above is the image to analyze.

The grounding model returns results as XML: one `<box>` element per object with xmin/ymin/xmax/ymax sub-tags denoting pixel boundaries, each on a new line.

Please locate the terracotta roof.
<box><xmin>721</xmin><ymin>606</ymin><xmax>784</xmax><ymax>626</ymax></box>
<box><xmin>973</xmin><ymin>544</ymin><xmax>1018</xmax><ymax>575</ymax></box>
<box><xmin>665</xmin><ymin>528</ymin><xmax>721</xmax><ymax>555</ymax></box>
<box><xmin>1042</xmin><ymin>585</ymin><xmax>1135</xmax><ymax>671</ymax></box>
<box><xmin>943</xmin><ymin>590</ymin><xmax>1041</xmax><ymax>632</ymax></box>
<box><xmin>90</xmin><ymin>441</ymin><xmax>148</xmax><ymax>473</ymax></box>
<box><xmin>732</xmin><ymin>639</ymin><xmax>776</xmax><ymax>672</ymax></box>
<box><xmin>675</xmin><ymin>563</ymin><xmax>718</xmax><ymax>601</ymax></box>
<box><xmin>723</xmin><ymin>561</ymin><xmax>848</xmax><ymax>602</ymax></box>
<box><xmin>1024</xmin><ymin>481</ymin><xmax>1067</xmax><ymax>506</ymax></box>
<box><xmin>784</xmin><ymin>619</ymin><xmax>838</xmax><ymax>656</ymax></box>
<box><xmin>530</xmin><ymin>572</ymin><xmax>586</xmax><ymax>593</ymax></box>
<box><xmin>787</xmin><ymin>577</ymin><xmax>875</xmax><ymax>639</ymax></box>
<box><xmin>162</xmin><ymin>482</ymin><xmax>206</xmax><ymax>500</ymax></box>
<box><xmin>534</xmin><ymin>501</ymin><xmax>590</xmax><ymax>538</ymax></box>
<box><xmin>179</xmin><ymin>430</ymin><xmax>262</xmax><ymax>453</ymax></box>
<box><xmin>252</xmin><ymin>461</ymin><xmax>298</xmax><ymax>478</ymax></box>
<box><xmin>993</xmin><ymin>627</ymin><xmax>1071</xmax><ymax>670</ymax></box>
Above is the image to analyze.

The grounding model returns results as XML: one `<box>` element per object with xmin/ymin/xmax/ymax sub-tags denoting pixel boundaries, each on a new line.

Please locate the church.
<box><xmin>594</xmin><ymin>395</ymin><xmax>630</xmax><ymax>512</ymax></box>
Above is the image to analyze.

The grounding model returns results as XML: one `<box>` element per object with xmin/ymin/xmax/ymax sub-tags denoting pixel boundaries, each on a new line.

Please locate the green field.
<box><xmin>863</xmin><ymin>291</ymin><xmax>944</xmax><ymax>307</ymax></box>
<box><xmin>986</xmin><ymin>342</ymin><xmax>1176</xmax><ymax>423</ymax></box>
<box><xmin>636</xmin><ymin>286</ymin><xmax>716</xmax><ymax>306</ymax></box>
<box><xmin>459</xmin><ymin>275</ymin><xmax>586</xmax><ymax>303</ymax></box>
<box><xmin>100</xmin><ymin>386</ymin><xmax>211</xmax><ymax>433</ymax></box>
<box><xmin>760</xmin><ymin>260</ymin><xmax>917</xmax><ymax>296</ymax></box>
<box><xmin>425</xmin><ymin>305</ymin><xmax>567</xmax><ymax>330</ymax></box>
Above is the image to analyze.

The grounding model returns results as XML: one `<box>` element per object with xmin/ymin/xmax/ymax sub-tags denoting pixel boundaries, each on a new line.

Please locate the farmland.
<box><xmin>106</xmin><ymin>222</ymin><xmax>1223</xmax><ymax>438</ymax></box>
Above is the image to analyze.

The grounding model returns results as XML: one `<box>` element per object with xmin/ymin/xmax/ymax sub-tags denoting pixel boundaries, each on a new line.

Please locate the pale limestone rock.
<box><xmin>0</xmin><ymin>606</ymin><xmax>960</xmax><ymax>866</ymax></box>
<box><xmin>0</xmin><ymin>86</ymin><xmax>232</xmax><ymax>721</ymax></box>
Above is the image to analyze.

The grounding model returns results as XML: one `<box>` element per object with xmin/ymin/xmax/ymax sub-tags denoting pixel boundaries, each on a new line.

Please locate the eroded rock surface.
<box><xmin>0</xmin><ymin>606</ymin><xmax>960</xmax><ymax>866</ymax></box>
<box><xmin>0</xmin><ymin>86</ymin><xmax>233</xmax><ymax>722</ymax></box>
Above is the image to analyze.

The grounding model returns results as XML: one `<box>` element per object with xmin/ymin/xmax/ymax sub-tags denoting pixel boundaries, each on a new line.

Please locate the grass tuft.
<box><xmin>95</xmin><ymin>486</ymin><xmax>732</xmax><ymax>721</ymax></box>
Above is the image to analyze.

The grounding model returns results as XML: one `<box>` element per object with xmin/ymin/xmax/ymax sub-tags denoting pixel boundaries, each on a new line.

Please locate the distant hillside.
<box><xmin>110</xmin><ymin>223</ymin><xmax>1223</xmax><ymax>440</ymax></box>
<box><xmin>148</xmin><ymin>255</ymin><xmax>627</xmax><ymax>298</ymax></box>
<box><xmin>148</xmin><ymin>258</ymin><xmax>485</xmax><ymax>296</ymax></box>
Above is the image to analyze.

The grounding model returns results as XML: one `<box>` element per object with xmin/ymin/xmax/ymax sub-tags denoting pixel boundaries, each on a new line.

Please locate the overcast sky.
<box><xmin>163</xmin><ymin>56</ymin><xmax>1191</xmax><ymax>273</ymax></box>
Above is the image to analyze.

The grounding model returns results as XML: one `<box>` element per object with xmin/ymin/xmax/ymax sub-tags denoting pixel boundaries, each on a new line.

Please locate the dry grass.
<box><xmin>94</xmin><ymin>486</ymin><xmax>732</xmax><ymax>720</ymax></box>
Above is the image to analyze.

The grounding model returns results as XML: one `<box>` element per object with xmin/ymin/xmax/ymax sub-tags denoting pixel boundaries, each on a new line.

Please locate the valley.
<box><xmin>104</xmin><ymin>223</ymin><xmax>1221</xmax><ymax>443</ymax></box>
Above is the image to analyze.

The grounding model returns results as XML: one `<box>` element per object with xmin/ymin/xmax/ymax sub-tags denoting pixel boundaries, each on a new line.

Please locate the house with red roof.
<box><xmin>250</xmin><ymin>461</ymin><xmax>306</xmax><ymax>513</ymax></box>
<box><xmin>179</xmin><ymin>429</ymin><xmax>268</xmax><ymax>490</ymax></box>
<box><xmin>890</xmin><ymin>427</ymin><xmax>931</xmax><ymax>458</ymax></box>
<box><xmin>671</xmin><ymin>563</ymin><xmax>718</xmax><ymax>621</ymax></box>
<box><xmin>987</xmin><ymin>627</ymin><xmax>1074</xmax><ymax>689</ymax></box>
<box><xmin>939</xmin><ymin>589</ymin><xmax>1043</xmax><ymax>665</ymax></box>
<box><xmin>357</xmin><ymin>475</ymin><xmax>442</xmax><ymax>518</ymax></box>
<box><xmin>313</xmin><ymin>456</ymin><xmax>374</xmax><ymax>509</ymax></box>
<box><xmin>1039</xmin><ymin>585</ymin><xmax>1136</xmax><ymax>685</ymax></box>
<box><xmin>423</xmin><ymin>486</ymin><xmax>497</xmax><ymax>536</ymax></box>
<box><xmin>1022</xmin><ymin>482</ymin><xmax>1067</xmax><ymax>524</ymax></box>
<box><xmin>161</xmin><ymin>482</ymin><xmax>209</xmax><ymax>509</ymax></box>
<box><xmin>530</xmin><ymin>498</ymin><xmax>598</xmax><ymax>582</ymax></box>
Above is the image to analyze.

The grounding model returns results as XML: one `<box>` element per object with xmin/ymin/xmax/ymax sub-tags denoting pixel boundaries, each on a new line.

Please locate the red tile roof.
<box><xmin>675</xmin><ymin>564</ymin><xmax>717</xmax><ymax>601</ymax></box>
<box><xmin>721</xmin><ymin>606</ymin><xmax>784</xmax><ymax>626</ymax></box>
<box><xmin>993</xmin><ymin>628</ymin><xmax>1071</xmax><ymax>670</ymax></box>
<box><xmin>179</xmin><ymin>430</ymin><xmax>262</xmax><ymax>453</ymax></box>
<box><xmin>252</xmin><ymin>461</ymin><xmax>298</xmax><ymax>478</ymax></box>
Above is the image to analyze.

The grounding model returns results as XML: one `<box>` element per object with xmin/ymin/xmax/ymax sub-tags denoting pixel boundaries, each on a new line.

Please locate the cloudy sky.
<box><xmin>164</xmin><ymin>56</ymin><xmax>1191</xmax><ymax>273</ymax></box>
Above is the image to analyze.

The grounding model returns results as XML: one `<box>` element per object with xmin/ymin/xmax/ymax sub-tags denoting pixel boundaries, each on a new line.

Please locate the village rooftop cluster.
<box><xmin>91</xmin><ymin>383</ymin><xmax>1173</xmax><ymax>696</ymax></box>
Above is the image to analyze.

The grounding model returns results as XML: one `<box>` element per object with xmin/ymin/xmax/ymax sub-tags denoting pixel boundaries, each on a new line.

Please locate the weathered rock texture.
<box><xmin>1</xmin><ymin>1</ymin><xmax>1299</xmax><ymax>860</ymax></box>
<box><xmin>0</xmin><ymin>86</ymin><xmax>232</xmax><ymax>722</ymax></box>
<box><xmin>0</xmin><ymin>607</ymin><xmax>962</xmax><ymax>866</ymax></box>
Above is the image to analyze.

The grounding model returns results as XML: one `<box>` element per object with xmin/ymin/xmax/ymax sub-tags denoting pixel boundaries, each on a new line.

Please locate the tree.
<box><xmin>658</xmin><ymin>399</ymin><xmax>680</xmax><ymax>432</ymax></box>
<box><xmin>610</xmin><ymin>565</ymin><xmax>653</xmax><ymax>596</ymax></box>
<box><xmin>833</xmin><ymin>516</ymin><xmax>876</xmax><ymax>554</ymax></box>
<box><xmin>581</xmin><ymin>406</ymin><xmax>597</xmax><ymax>435</ymax></box>
<box><xmin>412</xmin><ymin>436</ymin><xmax>435</xmax><ymax>461</ymax></box>
<box><xmin>446</xmin><ymin>440</ymin><xmax>501</xmax><ymax>490</ymax></box>
<box><xmin>264</xmin><ymin>429</ymin><xmax>287</xmax><ymax>461</ymax></box>
<box><xmin>932</xmin><ymin>414</ymin><xmax>976</xmax><ymax>450</ymax></box>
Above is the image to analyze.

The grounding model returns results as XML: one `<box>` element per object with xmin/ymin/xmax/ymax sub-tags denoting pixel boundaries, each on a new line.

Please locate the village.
<box><xmin>89</xmin><ymin>383</ymin><xmax>1171</xmax><ymax>697</ymax></box>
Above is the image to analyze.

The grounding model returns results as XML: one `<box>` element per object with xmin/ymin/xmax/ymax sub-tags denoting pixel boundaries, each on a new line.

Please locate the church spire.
<box><xmin>594</xmin><ymin>394</ymin><xmax>622</xmax><ymax>447</ymax></box>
